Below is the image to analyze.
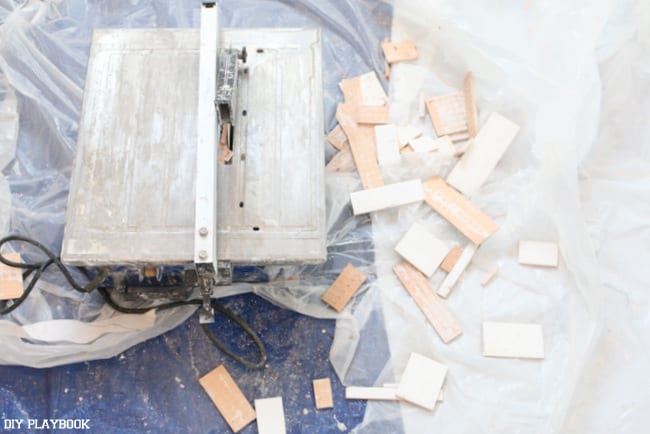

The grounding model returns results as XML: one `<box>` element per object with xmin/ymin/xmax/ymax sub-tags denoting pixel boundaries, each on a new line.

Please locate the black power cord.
<box><xmin>0</xmin><ymin>235</ymin><xmax>267</xmax><ymax>369</ymax></box>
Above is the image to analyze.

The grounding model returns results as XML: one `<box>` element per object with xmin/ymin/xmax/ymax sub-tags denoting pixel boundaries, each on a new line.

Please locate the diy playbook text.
<box><xmin>3</xmin><ymin>419</ymin><xmax>90</xmax><ymax>430</ymax></box>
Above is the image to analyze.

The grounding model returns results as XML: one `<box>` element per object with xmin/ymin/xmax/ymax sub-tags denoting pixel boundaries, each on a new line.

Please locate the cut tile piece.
<box><xmin>199</xmin><ymin>365</ymin><xmax>256</xmax><ymax>433</ymax></box>
<box><xmin>350</xmin><ymin>179</ymin><xmax>424</xmax><ymax>215</ymax></box>
<box><xmin>0</xmin><ymin>253</ymin><xmax>24</xmax><ymax>301</ymax></box>
<box><xmin>340</xmin><ymin>76</ymin><xmax>362</xmax><ymax>106</ymax></box>
<box><xmin>448</xmin><ymin>131</ymin><xmax>471</xmax><ymax>143</ymax></box>
<box><xmin>397</xmin><ymin>353</ymin><xmax>447</xmax><ymax>411</ymax></box>
<box><xmin>482</xmin><ymin>321</ymin><xmax>544</xmax><ymax>359</ymax></box>
<box><xmin>426</xmin><ymin>91</ymin><xmax>468</xmax><ymax>137</ymax></box>
<box><xmin>326</xmin><ymin>124</ymin><xmax>349</xmax><ymax>151</ymax></box>
<box><xmin>446</xmin><ymin>112</ymin><xmax>520</xmax><ymax>197</ymax></box>
<box><xmin>341</xmin><ymin>72</ymin><xmax>387</xmax><ymax>107</ymax></box>
<box><xmin>452</xmin><ymin>139</ymin><xmax>472</xmax><ymax>157</ymax></box>
<box><xmin>358</xmin><ymin>71</ymin><xmax>389</xmax><ymax>106</ymax></box>
<box><xmin>221</xmin><ymin>147</ymin><xmax>234</xmax><ymax>164</ymax></box>
<box><xmin>326</xmin><ymin>149</ymin><xmax>355</xmax><ymax>172</ymax></box>
<box><xmin>313</xmin><ymin>378</ymin><xmax>334</xmax><ymax>409</ymax></box>
<box><xmin>437</xmin><ymin>243</ymin><xmax>478</xmax><ymax>298</ymax></box>
<box><xmin>255</xmin><ymin>397</ymin><xmax>286</xmax><ymax>434</ymax></box>
<box><xmin>481</xmin><ymin>265</ymin><xmax>499</xmax><ymax>286</ymax></box>
<box><xmin>321</xmin><ymin>264</ymin><xmax>367</xmax><ymax>312</ymax></box>
<box><xmin>381</xmin><ymin>385</ymin><xmax>445</xmax><ymax>402</ymax></box>
<box><xmin>464</xmin><ymin>72</ymin><xmax>479</xmax><ymax>138</ymax></box>
<box><xmin>336</xmin><ymin>104</ymin><xmax>384</xmax><ymax>189</ymax></box>
<box><xmin>393</xmin><ymin>261</ymin><xmax>462</xmax><ymax>343</ymax></box>
<box><xmin>381</xmin><ymin>39</ymin><xmax>418</xmax><ymax>63</ymax></box>
<box><xmin>408</xmin><ymin>135</ymin><xmax>446</xmax><ymax>153</ymax></box>
<box><xmin>422</xmin><ymin>177</ymin><xmax>498</xmax><ymax>244</ymax></box>
<box><xmin>397</xmin><ymin>125</ymin><xmax>421</xmax><ymax>148</ymax></box>
<box><xmin>219</xmin><ymin>124</ymin><xmax>234</xmax><ymax>164</ymax></box>
<box><xmin>354</xmin><ymin>105</ymin><xmax>389</xmax><ymax>125</ymax></box>
<box><xmin>518</xmin><ymin>240</ymin><xmax>559</xmax><ymax>267</ymax></box>
<box><xmin>375</xmin><ymin>124</ymin><xmax>400</xmax><ymax>166</ymax></box>
<box><xmin>346</xmin><ymin>387</ymin><xmax>398</xmax><ymax>401</ymax></box>
<box><xmin>418</xmin><ymin>92</ymin><xmax>427</xmax><ymax>118</ymax></box>
<box><xmin>394</xmin><ymin>223</ymin><xmax>449</xmax><ymax>278</ymax></box>
<box><xmin>437</xmin><ymin>136</ymin><xmax>457</xmax><ymax>156</ymax></box>
<box><xmin>440</xmin><ymin>246</ymin><xmax>463</xmax><ymax>273</ymax></box>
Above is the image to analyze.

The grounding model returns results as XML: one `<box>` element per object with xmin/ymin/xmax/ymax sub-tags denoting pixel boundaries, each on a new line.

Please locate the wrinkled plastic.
<box><xmin>350</xmin><ymin>1</ymin><xmax>646</xmax><ymax>433</ymax></box>
<box><xmin>0</xmin><ymin>70</ymin><xmax>15</xmax><ymax>235</ymax></box>
<box><xmin>1</xmin><ymin>0</ymin><xmax>649</xmax><ymax>433</ymax></box>
<box><xmin>0</xmin><ymin>0</ymin><xmax>388</xmax><ymax>367</ymax></box>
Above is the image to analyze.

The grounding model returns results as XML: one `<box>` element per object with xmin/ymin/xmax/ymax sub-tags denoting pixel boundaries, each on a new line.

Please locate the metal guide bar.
<box><xmin>195</xmin><ymin>3</ymin><xmax>219</xmax><ymax>322</ymax></box>
<box><xmin>194</xmin><ymin>3</ymin><xmax>219</xmax><ymax>272</ymax></box>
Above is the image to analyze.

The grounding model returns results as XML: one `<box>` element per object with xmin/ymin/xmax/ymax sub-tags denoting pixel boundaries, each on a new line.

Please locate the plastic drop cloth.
<box><xmin>0</xmin><ymin>0</ymin><xmax>390</xmax><ymax>370</ymax></box>
<box><xmin>362</xmin><ymin>1</ymin><xmax>648</xmax><ymax>433</ymax></box>
<box><xmin>1</xmin><ymin>0</ymin><xmax>649</xmax><ymax>433</ymax></box>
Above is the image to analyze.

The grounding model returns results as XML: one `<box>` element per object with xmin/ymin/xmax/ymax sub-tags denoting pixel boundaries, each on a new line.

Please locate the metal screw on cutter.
<box><xmin>199</xmin><ymin>227</ymin><xmax>208</xmax><ymax>237</ymax></box>
<box><xmin>198</xmin><ymin>250</ymin><xmax>208</xmax><ymax>260</ymax></box>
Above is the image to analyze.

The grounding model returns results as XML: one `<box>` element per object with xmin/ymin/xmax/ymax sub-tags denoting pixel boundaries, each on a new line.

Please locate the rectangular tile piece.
<box><xmin>358</xmin><ymin>71</ymin><xmax>389</xmax><ymax>106</ymax></box>
<box><xmin>518</xmin><ymin>240</ymin><xmax>559</xmax><ymax>267</ymax></box>
<box><xmin>313</xmin><ymin>378</ymin><xmax>334</xmax><ymax>409</ymax></box>
<box><xmin>0</xmin><ymin>253</ymin><xmax>24</xmax><ymax>301</ymax></box>
<box><xmin>381</xmin><ymin>39</ymin><xmax>418</xmax><ymax>63</ymax></box>
<box><xmin>446</xmin><ymin>112</ymin><xmax>520</xmax><ymax>196</ymax></box>
<box><xmin>440</xmin><ymin>246</ymin><xmax>463</xmax><ymax>273</ymax></box>
<box><xmin>422</xmin><ymin>177</ymin><xmax>498</xmax><ymax>244</ymax></box>
<box><xmin>482</xmin><ymin>321</ymin><xmax>545</xmax><ymax>359</ymax></box>
<box><xmin>397</xmin><ymin>353</ymin><xmax>447</xmax><ymax>411</ymax></box>
<box><xmin>481</xmin><ymin>265</ymin><xmax>499</xmax><ymax>286</ymax></box>
<box><xmin>341</xmin><ymin>72</ymin><xmax>387</xmax><ymax>107</ymax></box>
<box><xmin>382</xmin><ymin>384</ymin><xmax>444</xmax><ymax>402</ymax></box>
<box><xmin>326</xmin><ymin>124</ymin><xmax>349</xmax><ymax>151</ymax></box>
<box><xmin>321</xmin><ymin>264</ymin><xmax>367</xmax><ymax>312</ymax></box>
<box><xmin>426</xmin><ymin>91</ymin><xmax>468</xmax><ymax>136</ymax></box>
<box><xmin>452</xmin><ymin>139</ymin><xmax>472</xmax><ymax>158</ymax></box>
<box><xmin>326</xmin><ymin>149</ymin><xmax>355</xmax><ymax>173</ymax></box>
<box><xmin>255</xmin><ymin>397</ymin><xmax>286</xmax><ymax>434</ymax></box>
<box><xmin>220</xmin><ymin>123</ymin><xmax>233</xmax><ymax>164</ymax></box>
<box><xmin>199</xmin><ymin>365</ymin><xmax>256</xmax><ymax>433</ymax></box>
<box><xmin>354</xmin><ymin>105</ymin><xmax>389</xmax><ymax>125</ymax></box>
<box><xmin>336</xmin><ymin>104</ymin><xmax>384</xmax><ymax>189</ymax></box>
<box><xmin>345</xmin><ymin>387</ymin><xmax>398</xmax><ymax>401</ymax></box>
<box><xmin>448</xmin><ymin>130</ymin><xmax>471</xmax><ymax>142</ymax></box>
<box><xmin>394</xmin><ymin>223</ymin><xmax>448</xmax><ymax>278</ymax></box>
<box><xmin>438</xmin><ymin>136</ymin><xmax>458</xmax><ymax>156</ymax></box>
<box><xmin>350</xmin><ymin>179</ymin><xmax>424</xmax><ymax>215</ymax></box>
<box><xmin>419</xmin><ymin>92</ymin><xmax>427</xmax><ymax>118</ymax></box>
<box><xmin>409</xmin><ymin>135</ymin><xmax>448</xmax><ymax>153</ymax></box>
<box><xmin>375</xmin><ymin>124</ymin><xmax>400</xmax><ymax>166</ymax></box>
<box><xmin>393</xmin><ymin>261</ymin><xmax>463</xmax><ymax>343</ymax></box>
<box><xmin>464</xmin><ymin>72</ymin><xmax>479</xmax><ymax>138</ymax></box>
<box><xmin>437</xmin><ymin>243</ymin><xmax>477</xmax><ymax>298</ymax></box>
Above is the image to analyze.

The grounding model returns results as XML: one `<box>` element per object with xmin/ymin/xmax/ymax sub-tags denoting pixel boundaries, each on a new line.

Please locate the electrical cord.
<box><xmin>0</xmin><ymin>235</ymin><xmax>267</xmax><ymax>369</ymax></box>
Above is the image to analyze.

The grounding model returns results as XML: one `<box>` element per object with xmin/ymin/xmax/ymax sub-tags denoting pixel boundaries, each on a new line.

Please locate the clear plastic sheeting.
<box><xmin>348</xmin><ymin>0</ymin><xmax>647</xmax><ymax>433</ymax></box>
<box><xmin>0</xmin><ymin>0</ymin><xmax>389</xmax><ymax>370</ymax></box>
<box><xmin>0</xmin><ymin>71</ymin><xmax>15</xmax><ymax>236</ymax></box>
<box><xmin>1</xmin><ymin>0</ymin><xmax>649</xmax><ymax>433</ymax></box>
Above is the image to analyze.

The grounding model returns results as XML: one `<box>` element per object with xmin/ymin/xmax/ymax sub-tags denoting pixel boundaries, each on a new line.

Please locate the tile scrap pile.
<box><xmin>323</xmin><ymin>39</ymin><xmax>558</xmax><ymax>412</ymax></box>
<box><xmin>194</xmin><ymin>39</ymin><xmax>561</xmax><ymax>433</ymax></box>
